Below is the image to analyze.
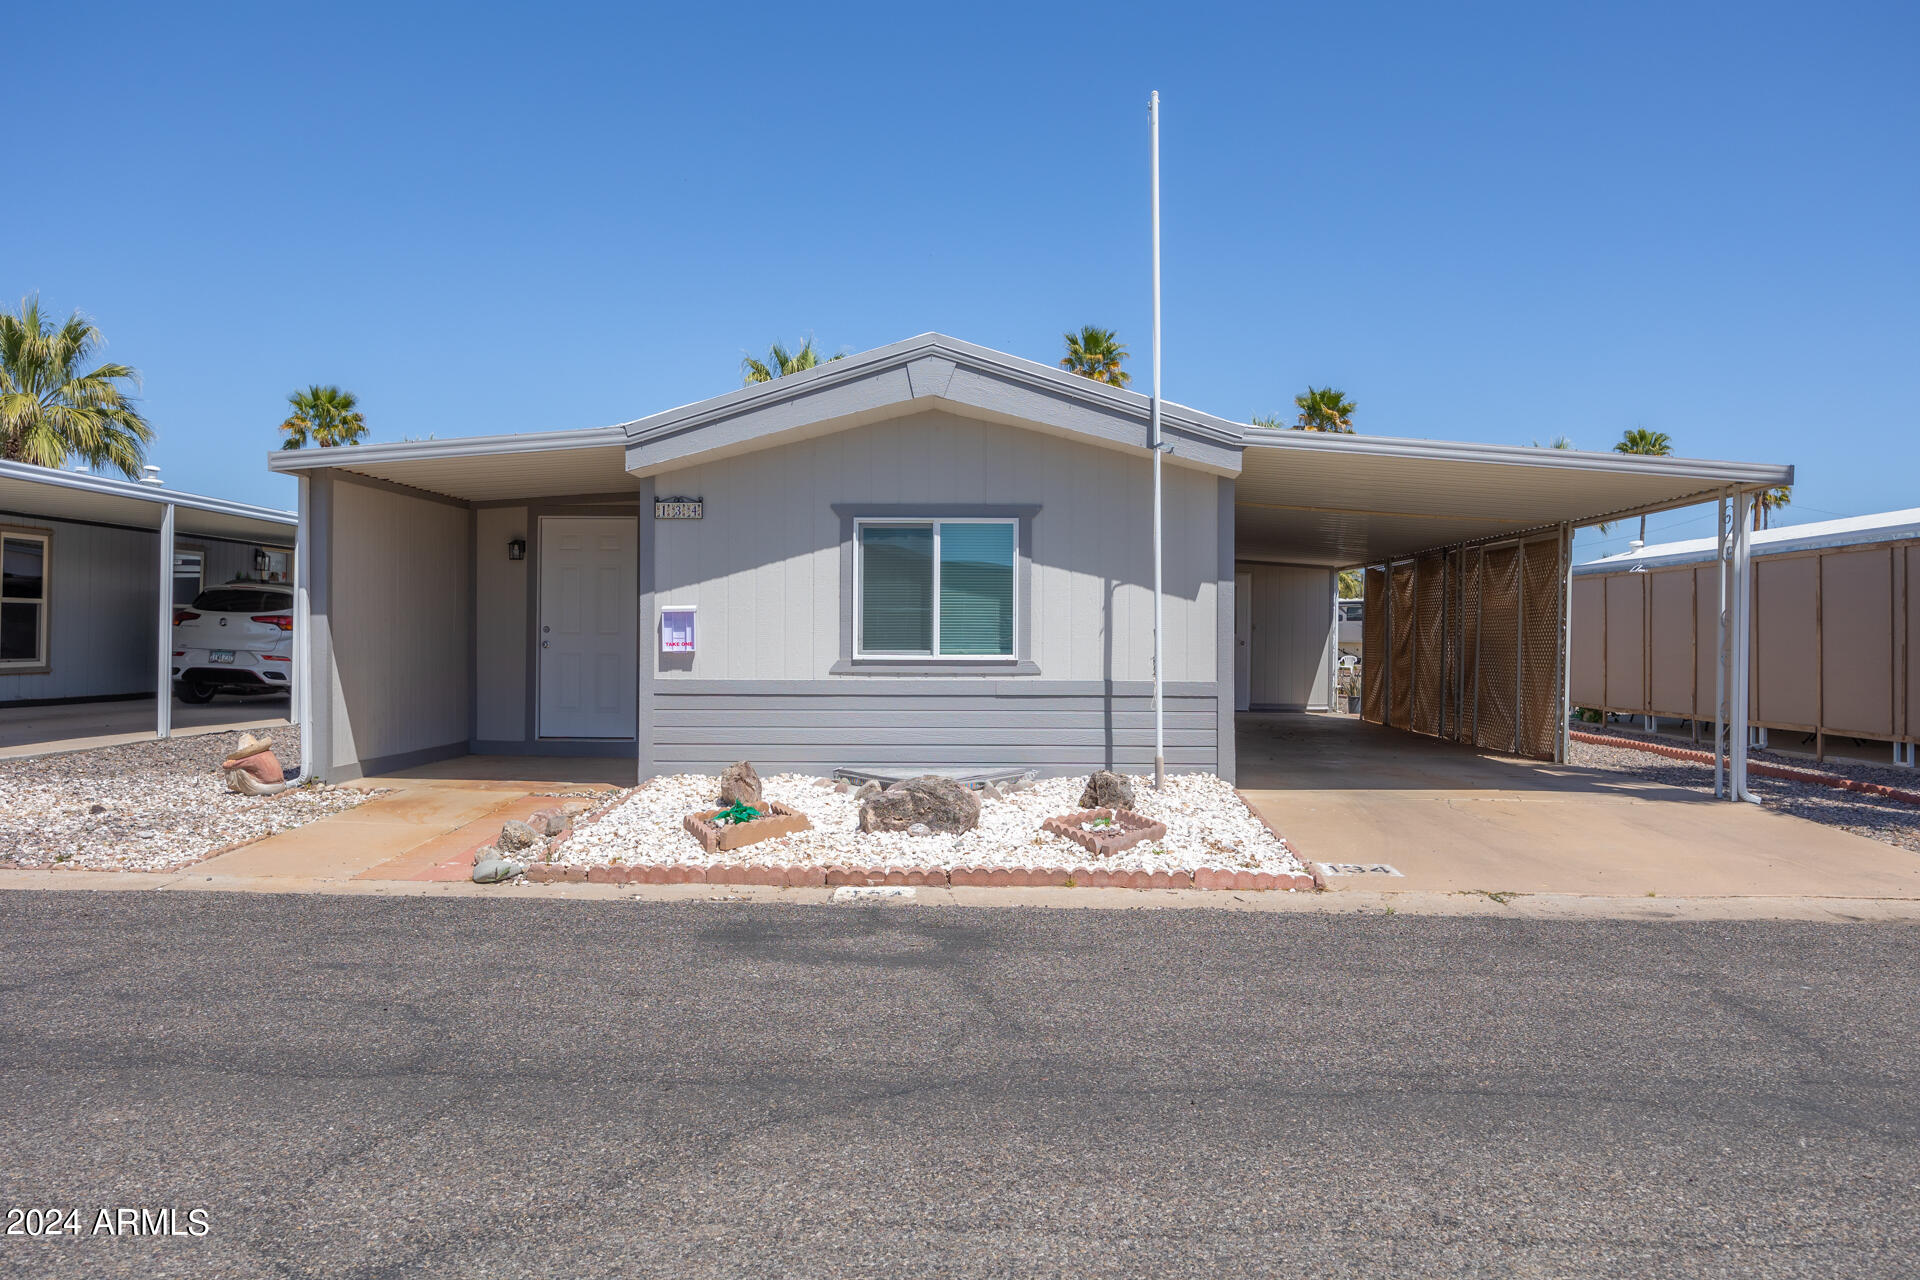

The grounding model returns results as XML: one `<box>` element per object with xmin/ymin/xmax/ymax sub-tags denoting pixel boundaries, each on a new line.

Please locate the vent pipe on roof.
<box><xmin>140</xmin><ymin>465</ymin><xmax>163</xmax><ymax>486</ymax></box>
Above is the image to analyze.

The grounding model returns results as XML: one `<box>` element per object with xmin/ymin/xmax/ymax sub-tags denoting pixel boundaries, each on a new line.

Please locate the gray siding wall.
<box><xmin>652</xmin><ymin>682</ymin><xmax>1220</xmax><ymax>775</ymax></box>
<box><xmin>1241</xmin><ymin>563</ymin><xmax>1335</xmax><ymax>711</ymax></box>
<box><xmin>325</xmin><ymin>479</ymin><xmax>472</xmax><ymax>773</ymax></box>
<box><xmin>649</xmin><ymin>411</ymin><xmax>1220</xmax><ymax>683</ymax></box>
<box><xmin>645</xmin><ymin>412</ymin><xmax>1225</xmax><ymax>777</ymax></box>
<box><xmin>473</xmin><ymin>505</ymin><xmax>529</xmax><ymax>741</ymax></box>
<box><xmin>0</xmin><ymin>516</ymin><xmax>156</xmax><ymax>702</ymax></box>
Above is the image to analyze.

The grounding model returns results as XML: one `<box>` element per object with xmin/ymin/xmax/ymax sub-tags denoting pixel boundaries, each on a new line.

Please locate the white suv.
<box><xmin>172</xmin><ymin>582</ymin><xmax>295</xmax><ymax>704</ymax></box>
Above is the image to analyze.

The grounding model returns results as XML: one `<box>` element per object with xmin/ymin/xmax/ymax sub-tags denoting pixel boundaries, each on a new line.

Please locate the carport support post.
<box><xmin>156</xmin><ymin>502</ymin><xmax>175</xmax><ymax>740</ymax></box>
<box><xmin>1556</xmin><ymin>523</ymin><xmax>1571</xmax><ymax>764</ymax></box>
<box><xmin>295</xmin><ymin>475</ymin><xmax>312</xmax><ymax>780</ymax></box>
<box><xmin>1731</xmin><ymin>488</ymin><xmax>1757</xmax><ymax>802</ymax></box>
<box><xmin>1714</xmin><ymin>492</ymin><xmax>1729</xmax><ymax>799</ymax></box>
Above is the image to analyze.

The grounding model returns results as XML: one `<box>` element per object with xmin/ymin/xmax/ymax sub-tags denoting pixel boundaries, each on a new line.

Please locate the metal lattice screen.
<box><xmin>1360</xmin><ymin>533</ymin><xmax>1566</xmax><ymax>760</ymax></box>
<box><xmin>1388</xmin><ymin>563</ymin><xmax>1416</xmax><ymax>730</ymax></box>
<box><xmin>1361</xmin><ymin>567</ymin><xmax>1387</xmax><ymax>723</ymax></box>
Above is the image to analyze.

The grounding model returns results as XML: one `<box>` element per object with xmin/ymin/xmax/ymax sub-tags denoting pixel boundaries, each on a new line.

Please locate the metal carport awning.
<box><xmin>1233</xmin><ymin>428</ymin><xmax>1792</xmax><ymax>568</ymax></box>
<box><xmin>1232</xmin><ymin>431</ymin><xmax>1793</xmax><ymax>802</ymax></box>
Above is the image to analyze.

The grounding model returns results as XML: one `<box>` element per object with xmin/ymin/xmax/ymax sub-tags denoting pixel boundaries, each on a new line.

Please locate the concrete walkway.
<box><xmin>187</xmin><ymin>757</ymin><xmax>623</xmax><ymax>884</ymax></box>
<box><xmin>0</xmin><ymin>695</ymin><xmax>290</xmax><ymax>758</ymax></box>
<box><xmin>1238</xmin><ymin>712</ymin><xmax>1920</xmax><ymax>899</ymax></box>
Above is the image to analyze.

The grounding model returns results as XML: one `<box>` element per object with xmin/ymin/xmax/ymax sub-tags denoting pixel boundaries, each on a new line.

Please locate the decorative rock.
<box><xmin>1077</xmin><ymin>770</ymin><xmax>1135</xmax><ymax>811</ymax></box>
<box><xmin>851</xmin><ymin>780</ymin><xmax>882</xmax><ymax>802</ymax></box>
<box><xmin>472</xmin><ymin>856</ymin><xmax>526</xmax><ymax>883</ymax></box>
<box><xmin>472</xmin><ymin>843</ymin><xmax>501</xmax><ymax>866</ymax></box>
<box><xmin>223</xmin><ymin>749</ymin><xmax>285</xmax><ymax>785</ymax></box>
<box><xmin>907</xmin><ymin>822</ymin><xmax>931</xmax><ymax>837</ymax></box>
<box><xmin>526</xmin><ymin>807</ymin><xmax>568</xmax><ymax>837</ymax></box>
<box><xmin>497</xmin><ymin>819</ymin><xmax>540</xmax><ymax>852</ymax></box>
<box><xmin>858</xmin><ymin>775</ymin><xmax>980</xmax><ymax>834</ymax></box>
<box><xmin>719</xmin><ymin>760</ymin><xmax>762</xmax><ymax>807</ymax></box>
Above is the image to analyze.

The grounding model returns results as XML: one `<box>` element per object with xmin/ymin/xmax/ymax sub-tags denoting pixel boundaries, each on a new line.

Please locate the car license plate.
<box><xmin>210</xmin><ymin>650</ymin><xmax>235</xmax><ymax>664</ymax></box>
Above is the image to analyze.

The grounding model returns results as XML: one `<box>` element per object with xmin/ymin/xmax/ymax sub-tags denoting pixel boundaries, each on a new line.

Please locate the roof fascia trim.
<box><xmin>265</xmin><ymin>427</ymin><xmax>628</xmax><ymax>474</ymax></box>
<box><xmin>1241</xmin><ymin>427</ymin><xmax>1793</xmax><ymax>486</ymax></box>
<box><xmin>0</xmin><ymin>460</ymin><xmax>296</xmax><ymax>527</ymax></box>
<box><xmin>619</xmin><ymin>333</ymin><xmax>1248</xmax><ymax>468</ymax></box>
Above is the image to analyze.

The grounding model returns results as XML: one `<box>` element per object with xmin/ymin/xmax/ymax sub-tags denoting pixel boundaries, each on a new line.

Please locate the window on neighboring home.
<box><xmin>856</xmin><ymin>519</ymin><xmax>1016</xmax><ymax>658</ymax></box>
<box><xmin>1</xmin><ymin>532</ymin><xmax>48</xmax><ymax>668</ymax></box>
<box><xmin>173</xmin><ymin>549</ymin><xmax>204</xmax><ymax>606</ymax></box>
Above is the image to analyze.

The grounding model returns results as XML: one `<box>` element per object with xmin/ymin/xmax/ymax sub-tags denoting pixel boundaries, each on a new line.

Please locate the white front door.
<box><xmin>1234</xmin><ymin>570</ymin><xmax>1253</xmax><ymax>712</ymax></box>
<box><xmin>538</xmin><ymin>516</ymin><xmax>638</xmax><ymax>739</ymax></box>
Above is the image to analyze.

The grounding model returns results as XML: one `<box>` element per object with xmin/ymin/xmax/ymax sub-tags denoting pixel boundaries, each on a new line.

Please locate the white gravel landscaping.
<box><xmin>559</xmin><ymin>771</ymin><xmax>1304</xmax><ymax>876</ymax></box>
<box><xmin>0</xmin><ymin>727</ymin><xmax>375</xmax><ymax>873</ymax></box>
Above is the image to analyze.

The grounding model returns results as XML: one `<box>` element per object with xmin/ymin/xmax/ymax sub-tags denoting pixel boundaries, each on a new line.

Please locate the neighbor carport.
<box><xmin>1230</xmin><ymin>430</ymin><xmax>1794</xmax><ymax>799</ymax></box>
<box><xmin>0</xmin><ymin>461</ymin><xmax>298</xmax><ymax>753</ymax></box>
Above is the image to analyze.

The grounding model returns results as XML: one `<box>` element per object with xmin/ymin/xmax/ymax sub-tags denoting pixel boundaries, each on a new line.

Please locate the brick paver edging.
<box><xmin>523</xmin><ymin>861</ymin><xmax>1316</xmax><ymax>891</ymax></box>
<box><xmin>1569</xmin><ymin>730</ymin><xmax>1920</xmax><ymax>808</ymax></box>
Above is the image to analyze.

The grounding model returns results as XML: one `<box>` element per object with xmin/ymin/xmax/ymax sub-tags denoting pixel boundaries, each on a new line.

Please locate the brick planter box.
<box><xmin>1040</xmin><ymin>808</ymin><xmax>1169</xmax><ymax>858</ymax></box>
<box><xmin>683</xmin><ymin>802</ymin><xmax>812</xmax><ymax>853</ymax></box>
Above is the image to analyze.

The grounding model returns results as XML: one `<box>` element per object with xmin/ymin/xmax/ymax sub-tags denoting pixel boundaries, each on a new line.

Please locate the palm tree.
<box><xmin>1613</xmin><ymin>427</ymin><xmax>1674</xmax><ymax>543</ymax></box>
<box><xmin>1338</xmin><ymin>568</ymin><xmax>1363</xmax><ymax>599</ymax></box>
<box><xmin>1292</xmin><ymin>386</ymin><xmax>1356</xmax><ymax>433</ymax></box>
<box><xmin>1059</xmin><ymin>326</ymin><xmax>1130</xmax><ymax>387</ymax></box>
<box><xmin>279</xmin><ymin>385</ymin><xmax>367</xmax><ymax>450</ymax></box>
<box><xmin>1753</xmin><ymin>487</ymin><xmax>1791</xmax><ymax>530</ymax></box>
<box><xmin>0</xmin><ymin>297</ymin><xmax>154</xmax><ymax>478</ymax></box>
<box><xmin>741</xmin><ymin>337</ymin><xmax>842</xmax><ymax>385</ymax></box>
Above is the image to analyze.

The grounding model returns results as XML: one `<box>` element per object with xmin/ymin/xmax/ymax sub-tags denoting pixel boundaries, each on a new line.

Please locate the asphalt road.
<box><xmin>1</xmin><ymin>894</ymin><xmax>1916</xmax><ymax>1279</ymax></box>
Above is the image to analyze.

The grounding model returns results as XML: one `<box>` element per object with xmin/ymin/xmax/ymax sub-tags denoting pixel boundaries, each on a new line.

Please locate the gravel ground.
<box><xmin>1570</xmin><ymin>735</ymin><xmax>1920</xmax><ymax>854</ymax></box>
<box><xmin>561</xmin><ymin>771</ymin><xmax>1305</xmax><ymax>876</ymax></box>
<box><xmin>0</xmin><ymin>727</ymin><xmax>373</xmax><ymax>872</ymax></box>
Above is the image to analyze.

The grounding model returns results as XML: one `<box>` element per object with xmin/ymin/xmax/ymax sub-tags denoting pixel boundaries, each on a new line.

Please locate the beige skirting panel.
<box><xmin>1569</xmin><ymin>540</ymin><xmax>1917</xmax><ymax>745</ymax></box>
<box><xmin>1360</xmin><ymin>532</ymin><xmax>1567</xmax><ymax>760</ymax></box>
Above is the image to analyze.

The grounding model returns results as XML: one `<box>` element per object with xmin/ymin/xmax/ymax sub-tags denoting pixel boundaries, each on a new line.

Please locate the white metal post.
<box><xmin>1714</xmin><ymin>492</ymin><xmax>1729</xmax><ymax>799</ymax></box>
<box><xmin>1328</xmin><ymin>573</ymin><xmax>1339</xmax><ymax>713</ymax></box>
<box><xmin>156</xmin><ymin>503</ymin><xmax>175</xmax><ymax>740</ymax></box>
<box><xmin>1731</xmin><ymin>489</ymin><xmax>1756</xmax><ymax>802</ymax></box>
<box><xmin>1148</xmin><ymin>89</ymin><xmax>1165</xmax><ymax>789</ymax></box>
<box><xmin>294</xmin><ymin>475</ymin><xmax>313</xmax><ymax>781</ymax></box>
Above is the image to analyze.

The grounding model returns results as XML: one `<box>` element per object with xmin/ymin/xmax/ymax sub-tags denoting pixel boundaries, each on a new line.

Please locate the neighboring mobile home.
<box><xmin>1572</xmin><ymin>510</ymin><xmax>1920</xmax><ymax>765</ymax></box>
<box><xmin>0</xmin><ymin>461</ymin><xmax>297</xmax><ymax>732</ymax></box>
<box><xmin>268</xmin><ymin>334</ymin><xmax>1793</xmax><ymax>785</ymax></box>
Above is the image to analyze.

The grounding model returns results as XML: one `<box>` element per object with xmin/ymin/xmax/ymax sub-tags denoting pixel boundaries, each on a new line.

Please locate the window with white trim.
<box><xmin>1</xmin><ymin>532</ymin><xmax>48</xmax><ymax>668</ymax></box>
<box><xmin>856</xmin><ymin>519</ymin><xmax>1016</xmax><ymax>658</ymax></box>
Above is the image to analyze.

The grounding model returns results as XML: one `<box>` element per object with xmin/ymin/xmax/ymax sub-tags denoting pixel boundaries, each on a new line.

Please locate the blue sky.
<box><xmin>8</xmin><ymin>2</ymin><xmax>1915</xmax><ymax>560</ymax></box>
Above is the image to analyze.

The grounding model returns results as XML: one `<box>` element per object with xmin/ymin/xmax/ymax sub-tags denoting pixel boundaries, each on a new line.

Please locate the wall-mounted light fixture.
<box><xmin>254</xmin><ymin>547</ymin><xmax>270</xmax><ymax>574</ymax></box>
<box><xmin>507</xmin><ymin>538</ymin><xmax>527</xmax><ymax>562</ymax></box>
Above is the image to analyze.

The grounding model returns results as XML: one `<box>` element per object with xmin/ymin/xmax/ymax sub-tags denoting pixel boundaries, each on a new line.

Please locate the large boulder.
<box><xmin>719</xmin><ymin>760</ymin><xmax>763</xmax><ymax>807</ymax></box>
<box><xmin>496</xmin><ymin>819</ymin><xmax>540</xmax><ymax>853</ymax></box>
<box><xmin>1077</xmin><ymin>770</ymin><xmax>1135</xmax><ymax>811</ymax></box>
<box><xmin>859</xmin><ymin>775</ymin><xmax>980</xmax><ymax>835</ymax></box>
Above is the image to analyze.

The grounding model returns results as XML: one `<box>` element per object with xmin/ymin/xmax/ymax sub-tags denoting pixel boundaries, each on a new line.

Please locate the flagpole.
<box><xmin>1150</xmin><ymin>89</ymin><xmax>1165</xmax><ymax>790</ymax></box>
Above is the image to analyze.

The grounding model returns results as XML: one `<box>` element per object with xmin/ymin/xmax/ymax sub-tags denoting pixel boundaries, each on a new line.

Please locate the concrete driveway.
<box><xmin>0</xmin><ymin>695</ymin><xmax>290</xmax><ymax>759</ymax></box>
<box><xmin>1238</xmin><ymin>713</ymin><xmax>1920</xmax><ymax>899</ymax></box>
